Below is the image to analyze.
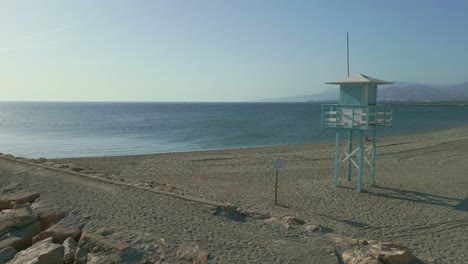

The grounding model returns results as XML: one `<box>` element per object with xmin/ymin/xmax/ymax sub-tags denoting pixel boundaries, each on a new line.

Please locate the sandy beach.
<box><xmin>1</xmin><ymin>125</ymin><xmax>468</xmax><ymax>263</ymax></box>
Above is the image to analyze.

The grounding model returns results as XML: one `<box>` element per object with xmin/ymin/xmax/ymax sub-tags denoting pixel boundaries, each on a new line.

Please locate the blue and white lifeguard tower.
<box><xmin>321</xmin><ymin>74</ymin><xmax>393</xmax><ymax>192</ymax></box>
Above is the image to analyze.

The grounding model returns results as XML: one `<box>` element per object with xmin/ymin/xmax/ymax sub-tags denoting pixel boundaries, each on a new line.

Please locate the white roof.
<box><xmin>325</xmin><ymin>74</ymin><xmax>393</xmax><ymax>85</ymax></box>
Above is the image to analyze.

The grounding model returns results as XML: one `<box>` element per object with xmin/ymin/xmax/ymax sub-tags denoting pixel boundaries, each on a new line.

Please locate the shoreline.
<box><xmin>59</xmin><ymin>124</ymin><xmax>468</xmax><ymax>262</ymax></box>
<box><xmin>50</xmin><ymin>123</ymin><xmax>468</xmax><ymax>160</ymax></box>
<box><xmin>1</xmin><ymin>125</ymin><xmax>468</xmax><ymax>262</ymax></box>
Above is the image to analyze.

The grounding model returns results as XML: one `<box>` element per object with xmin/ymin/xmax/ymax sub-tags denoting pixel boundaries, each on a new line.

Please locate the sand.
<box><xmin>2</xmin><ymin>125</ymin><xmax>468</xmax><ymax>263</ymax></box>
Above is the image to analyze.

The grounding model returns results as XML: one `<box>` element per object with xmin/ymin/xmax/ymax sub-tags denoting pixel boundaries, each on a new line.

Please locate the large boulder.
<box><xmin>0</xmin><ymin>247</ymin><xmax>17</xmax><ymax>263</ymax></box>
<box><xmin>78</xmin><ymin>227</ymin><xmax>143</xmax><ymax>263</ymax></box>
<box><xmin>7</xmin><ymin>237</ymin><xmax>64</xmax><ymax>264</ymax></box>
<box><xmin>0</xmin><ymin>204</ymin><xmax>36</xmax><ymax>229</ymax></box>
<box><xmin>62</xmin><ymin>237</ymin><xmax>77</xmax><ymax>264</ymax></box>
<box><xmin>87</xmin><ymin>253</ymin><xmax>120</xmax><ymax>264</ymax></box>
<box><xmin>332</xmin><ymin>235</ymin><xmax>418</xmax><ymax>264</ymax></box>
<box><xmin>264</xmin><ymin>216</ymin><xmax>306</xmax><ymax>229</ymax></box>
<box><xmin>176</xmin><ymin>243</ymin><xmax>209</xmax><ymax>264</ymax></box>
<box><xmin>0</xmin><ymin>183</ymin><xmax>22</xmax><ymax>194</ymax></box>
<box><xmin>73</xmin><ymin>246</ymin><xmax>88</xmax><ymax>264</ymax></box>
<box><xmin>32</xmin><ymin>224</ymin><xmax>81</xmax><ymax>244</ymax></box>
<box><xmin>0</xmin><ymin>221</ymin><xmax>41</xmax><ymax>251</ymax></box>
<box><xmin>0</xmin><ymin>211</ymin><xmax>15</xmax><ymax>237</ymax></box>
<box><xmin>0</xmin><ymin>192</ymin><xmax>39</xmax><ymax>210</ymax></box>
<box><xmin>31</xmin><ymin>198</ymin><xmax>66</xmax><ymax>230</ymax></box>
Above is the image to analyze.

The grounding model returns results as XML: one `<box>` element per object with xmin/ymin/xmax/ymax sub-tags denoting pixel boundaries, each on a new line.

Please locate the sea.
<box><xmin>0</xmin><ymin>102</ymin><xmax>467</xmax><ymax>159</ymax></box>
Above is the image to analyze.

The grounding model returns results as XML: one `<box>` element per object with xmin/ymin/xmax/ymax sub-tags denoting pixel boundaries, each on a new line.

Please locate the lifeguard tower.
<box><xmin>321</xmin><ymin>74</ymin><xmax>393</xmax><ymax>192</ymax></box>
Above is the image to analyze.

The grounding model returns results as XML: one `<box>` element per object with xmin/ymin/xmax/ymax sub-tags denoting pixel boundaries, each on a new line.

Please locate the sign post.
<box><xmin>272</xmin><ymin>159</ymin><xmax>284</xmax><ymax>205</ymax></box>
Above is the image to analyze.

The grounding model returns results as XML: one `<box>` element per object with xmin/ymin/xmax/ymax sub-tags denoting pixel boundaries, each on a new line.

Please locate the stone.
<box><xmin>0</xmin><ymin>204</ymin><xmax>37</xmax><ymax>230</ymax></box>
<box><xmin>370</xmin><ymin>248</ymin><xmax>417</xmax><ymax>264</ymax></box>
<box><xmin>0</xmin><ymin>247</ymin><xmax>17</xmax><ymax>263</ymax></box>
<box><xmin>0</xmin><ymin>220</ymin><xmax>41</xmax><ymax>251</ymax></box>
<box><xmin>74</xmin><ymin>246</ymin><xmax>88</xmax><ymax>264</ymax></box>
<box><xmin>0</xmin><ymin>183</ymin><xmax>22</xmax><ymax>194</ymax></box>
<box><xmin>7</xmin><ymin>237</ymin><xmax>64</xmax><ymax>264</ymax></box>
<box><xmin>62</xmin><ymin>237</ymin><xmax>77</xmax><ymax>264</ymax></box>
<box><xmin>213</xmin><ymin>205</ymin><xmax>245</xmax><ymax>222</ymax></box>
<box><xmin>70</xmin><ymin>166</ymin><xmax>84</xmax><ymax>172</ymax></box>
<box><xmin>32</xmin><ymin>224</ymin><xmax>81</xmax><ymax>244</ymax></box>
<box><xmin>0</xmin><ymin>210</ymin><xmax>15</xmax><ymax>228</ymax></box>
<box><xmin>52</xmin><ymin>163</ymin><xmax>69</xmax><ymax>169</ymax></box>
<box><xmin>11</xmin><ymin>204</ymin><xmax>37</xmax><ymax>228</ymax></box>
<box><xmin>238</xmin><ymin>209</ymin><xmax>271</xmax><ymax>220</ymax></box>
<box><xmin>304</xmin><ymin>224</ymin><xmax>322</xmax><ymax>232</ymax></box>
<box><xmin>30</xmin><ymin>199</ymin><xmax>66</xmax><ymax>230</ymax></box>
<box><xmin>78</xmin><ymin>228</ymin><xmax>143</xmax><ymax>263</ymax></box>
<box><xmin>36</xmin><ymin>209</ymin><xmax>65</xmax><ymax>230</ymax></box>
<box><xmin>335</xmin><ymin>236</ymin><xmax>418</xmax><ymax>264</ymax></box>
<box><xmin>87</xmin><ymin>253</ymin><xmax>120</xmax><ymax>264</ymax></box>
<box><xmin>341</xmin><ymin>249</ymin><xmax>380</xmax><ymax>264</ymax></box>
<box><xmin>0</xmin><ymin>192</ymin><xmax>39</xmax><ymax>210</ymax></box>
<box><xmin>264</xmin><ymin>216</ymin><xmax>305</xmax><ymax>229</ymax></box>
<box><xmin>177</xmin><ymin>244</ymin><xmax>209</xmax><ymax>264</ymax></box>
<box><xmin>155</xmin><ymin>238</ymin><xmax>168</xmax><ymax>261</ymax></box>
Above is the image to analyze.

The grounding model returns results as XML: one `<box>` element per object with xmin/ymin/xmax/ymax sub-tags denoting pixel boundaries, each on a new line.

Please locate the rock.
<box><xmin>32</xmin><ymin>224</ymin><xmax>81</xmax><ymax>244</ymax></box>
<box><xmin>7</xmin><ymin>237</ymin><xmax>64</xmax><ymax>264</ymax></box>
<box><xmin>341</xmin><ymin>249</ymin><xmax>380</xmax><ymax>264</ymax></box>
<box><xmin>264</xmin><ymin>216</ymin><xmax>305</xmax><ymax>229</ymax></box>
<box><xmin>334</xmin><ymin>236</ymin><xmax>418</xmax><ymax>264</ymax></box>
<box><xmin>0</xmin><ymin>183</ymin><xmax>22</xmax><ymax>194</ymax></box>
<box><xmin>74</xmin><ymin>246</ymin><xmax>88</xmax><ymax>264</ymax></box>
<box><xmin>52</xmin><ymin>163</ymin><xmax>69</xmax><ymax>169</ymax></box>
<box><xmin>370</xmin><ymin>247</ymin><xmax>417</xmax><ymax>264</ymax></box>
<box><xmin>0</xmin><ymin>220</ymin><xmax>41</xmax><ymax>251</ymax></box>
<box><xmin>0</xmin><ymin>192</ymin><xmax>39</xmax><ymax>210</ymax></box>
<box><xmin>238</xmin><ymin>209</ymin><xmax>271</xmax><ymax>220</ymax></box>
<box><xmin>0</xmin><ymin>247</ymin><xmax>17</xmax><ymax>263</ymax></box>
<box><xmin>0</xmin><ymin>210</ymin><xmax>15</xmax><ymax>230</ymax></box>
<box><xmin>304</xmin><ymin>224</ymin><xmax>323</xmax><ymax>232</ymax></box>
<box><xmin>87</xmin><ymin>253</ymin><xmax>120</xmax><ymax>264</ymax></box>
<box><xmin>213</xmin><ymin>205</ymin><xmax>245</xmax><ymax>222</ymax></box>
<box><xmin>62</xmin><ymin>237</ymin><xmax>77</xmax><ymax>264</ymax></box>
<box><xmin>155</xmin><ymin>238</ymin><xmax>168</xmax><ymax>261</ymax></box>
<box><xmin>30</xmin><ymin>199</ymin><xmax>66</xmax><ymax>230</ymax></box>
<box><xmin>38</xmin><ymin>210</ymin><xmax>65</xmax><ymax>230</ymax></box>
<box><xmin>177</xmin><ymin>244</ymin><xmax>209</xmax><ymax>264</ymax></box>
<box><xmin>69</xmin><ymin>166</ymin><xmax>84</xmax><ymax>172</ymax></box>
<box><xmin>0</xmin><ymin>204</ymin><xmax>36</xmax><ymax>230</ymax></box>
<box><xmin>78</xmin><ymin>227</ymin><xmax>143</xmax><ymax>263</ymax></box>
<box><xmin>11</xmin><ymin>204</ymin><xmax>37</xmax><ymax>228</ymax></box>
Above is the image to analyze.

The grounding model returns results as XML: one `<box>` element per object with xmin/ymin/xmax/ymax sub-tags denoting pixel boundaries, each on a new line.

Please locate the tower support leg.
<box><xmin>357</xmin><ymin>130</ymin><xmax>364</xmax><ymax>192</ymax></box>
<box><xmin>347</xmin><ymin>130</ymin><xmax>353</xmax><ymax>181</ymax></box>
<box><xmin>334</xmin><ymin>129</ymin><xmax>340</xmax><ymax>187</ymax></box>
<box><xmin>371</xmin><ymin>126</ymin><xmax>377</xmax><ymax>185</ymax></box>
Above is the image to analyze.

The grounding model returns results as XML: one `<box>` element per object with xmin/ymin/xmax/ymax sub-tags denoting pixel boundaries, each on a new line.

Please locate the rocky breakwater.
<box><xmin>0</xmin><ymin>182</ymin><xmax>211</xmax><ymax>264</ymax></box>
<box><xmin>332</xmin><ymin>235</ymin><xmax>419</xmax><ymax>264</ymax></box>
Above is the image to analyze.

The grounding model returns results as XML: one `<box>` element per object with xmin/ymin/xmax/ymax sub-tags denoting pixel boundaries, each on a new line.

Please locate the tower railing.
<box><xmin>321</xmin><ymin>104</ymin><xmax>392</xmax><ymax>130</ymax></box>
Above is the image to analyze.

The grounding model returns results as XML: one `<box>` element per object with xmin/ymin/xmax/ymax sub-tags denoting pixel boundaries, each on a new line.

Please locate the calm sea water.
<box><xmin>0</xmin><ymin>102</ymin><xmax>467</xmax><ymax>158</ymax></box>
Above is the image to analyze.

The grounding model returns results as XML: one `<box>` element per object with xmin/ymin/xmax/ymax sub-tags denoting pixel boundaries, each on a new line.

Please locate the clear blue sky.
<box><xmin>1</xmin><ymin>0</ymin><xmax>468</xmax><ymax>101</ymax></box>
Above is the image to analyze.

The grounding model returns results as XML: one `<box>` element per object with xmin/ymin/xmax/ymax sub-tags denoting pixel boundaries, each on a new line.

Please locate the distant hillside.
<box><xmin>379</xmin><ymin>82</ymin><xmax>468</xmax><ymax>101</ymax></box>
<box><xmin>256</xmin><ymin>81</ymin><xmax>468</xmax><ymax>102</ymax></box>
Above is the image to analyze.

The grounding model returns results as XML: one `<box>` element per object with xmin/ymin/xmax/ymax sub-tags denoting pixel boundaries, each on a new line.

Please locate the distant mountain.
<box><xmin>256</xmin><ymin>81</ymin><xmax>468</xmax><ymax>102</ymax></box>
<box><xmin>254</xmin><ymin>89</ymin><xmax>339</xmax><ymax>102</ymax></box>
<box><xmin>379</xmin><ymin>81</ymin><xmax>468</xmax><ymax>101</ymax></box>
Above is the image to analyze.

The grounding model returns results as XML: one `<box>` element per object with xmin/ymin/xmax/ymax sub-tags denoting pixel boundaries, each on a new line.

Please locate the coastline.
<box><xmin>1</xmin><ymin>125</ymin><xmax>468</xmax><ymax>262</ymax></box>
<box><xmin>61</xmin><ymin>124</ymin><xmax>468</xmax><ymax>262</ymax></box>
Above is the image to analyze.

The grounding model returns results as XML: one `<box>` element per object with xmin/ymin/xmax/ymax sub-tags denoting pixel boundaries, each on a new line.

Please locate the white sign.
<box><xmin>273</xmin><ymin>159</ymin><xmax>284</xmax><ymax>170</ymax></box>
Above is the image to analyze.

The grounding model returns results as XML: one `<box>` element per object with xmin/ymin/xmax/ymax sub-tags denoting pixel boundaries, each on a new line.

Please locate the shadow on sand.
<box><xmin>365</xmin><ymin>186</ymin><xmax>467</xmax><ymax>212</ymax></box>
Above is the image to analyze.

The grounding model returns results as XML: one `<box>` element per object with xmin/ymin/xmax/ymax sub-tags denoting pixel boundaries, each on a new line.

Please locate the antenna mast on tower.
<box><xmin>347</xmin><ymin>32</ymin><xmax>350</xmax><ymax>77</ymax></box>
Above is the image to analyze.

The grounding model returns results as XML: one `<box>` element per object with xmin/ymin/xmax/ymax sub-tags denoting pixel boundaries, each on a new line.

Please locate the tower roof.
<box><xmin>325</xmin><ymin>74</ymin><xmax>393</xmax><ymax>85</ymax></box>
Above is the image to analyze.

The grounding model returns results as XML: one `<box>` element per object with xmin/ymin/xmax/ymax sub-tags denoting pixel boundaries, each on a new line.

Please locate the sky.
<box><xmin>1</xmin><ymin>0</ymin><xmax>468</xmax><ymax>102</ymax></box>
